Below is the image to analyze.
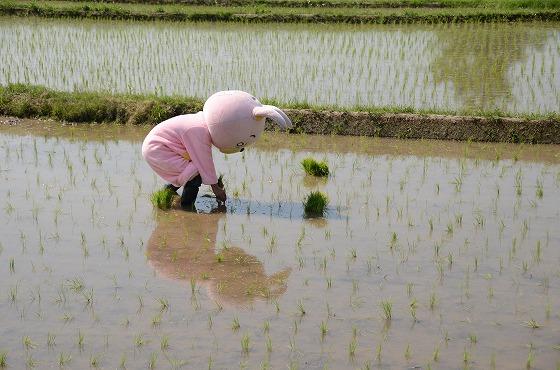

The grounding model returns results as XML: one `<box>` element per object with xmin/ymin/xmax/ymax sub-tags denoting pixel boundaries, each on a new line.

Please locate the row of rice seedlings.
<box><xmin>1</xmin><ymin>18</ymin><xmax>558</xmax><ymax>113</ymax></box>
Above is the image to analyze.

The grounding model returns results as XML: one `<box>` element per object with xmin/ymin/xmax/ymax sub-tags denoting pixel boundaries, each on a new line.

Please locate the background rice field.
<box><xmin>1</xmin><ymin>17</ymin><xmax>559</xmax><ymax>114</ymax></box>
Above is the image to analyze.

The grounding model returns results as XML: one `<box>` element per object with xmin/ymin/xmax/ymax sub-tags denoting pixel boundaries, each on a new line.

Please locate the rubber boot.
<box><xmin>164</xmin><ymin>184</ymin><xmax>180</xmax><ymax>193</ymax></box>
<box><xmin>180</xmin><ymin>174</ymin><xmax>202</xmax><ymax>209</ymax></box>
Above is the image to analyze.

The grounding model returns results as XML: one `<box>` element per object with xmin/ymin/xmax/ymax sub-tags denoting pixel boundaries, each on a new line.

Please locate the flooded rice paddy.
<box><xmin>1</xmin><ymin>17</ymin><xmax>560</xmax><ymax>114</ymax></box>
<box><xmin>0</xmin><ymin>118</ymin><xmax>559</xmax><ymax>369</ymax></box>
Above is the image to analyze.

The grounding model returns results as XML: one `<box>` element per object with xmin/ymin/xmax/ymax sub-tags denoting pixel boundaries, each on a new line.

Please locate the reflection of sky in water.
<box><xmin>0</xmin><ymin>18</ymin><xmax>558</xmax><ymax>113</ymax></box>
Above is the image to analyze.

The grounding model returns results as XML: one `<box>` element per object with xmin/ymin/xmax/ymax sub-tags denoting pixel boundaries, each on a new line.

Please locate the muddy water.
<box><xmin>0</xmin><ymin>118</ymin><xmax>559</xmax><ymax>369</ymax></box>
<box><xmin>1</xmin><ymin>17</ymin><xmax>559</xmax><ymax>114</ymax></box>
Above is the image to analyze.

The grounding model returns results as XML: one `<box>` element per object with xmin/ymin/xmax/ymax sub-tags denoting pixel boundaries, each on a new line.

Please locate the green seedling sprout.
<box><xmin>22</xmin><ymin>336</ymin><xmax>36</xmax><ymax>350</ymax></box>
<box><xmin>160</xmin><ymin>336</ymin><xmax>169</xmax><ymax>351</ymax></box>
<box><xmin>47</xmin><ymin>334</ymin><xmax>56</xmax><ymax>347</ymax></box>
<box><xmin>151</xmin><ymin>187</ymin><xmax>176</xmax><ymax>210</ymax></box>
<box><xmin>404</xmin><ymin>344</ymin><xmax>412</xmax><ymax>361</ymax></box>
<box><xmin>303</xmin><ymin>191</ymin><xmax>329</xmax><ymax>217</ymax></box>
<box><xmin>380</xmin><ymin>300</ymin><xmax>392</xmax><ymax>320</ymax></box>
<box><xmin>157</xmin><ymin>297</ymin><xmax>169</xmax><ymax>312</ymax></box>
<box><xmin>241</xmin><ymin>333</ymin><xmax>250</xmax><ymax>354</ymax></box>
<box><xmin>349</xmin><ymin>337</ymin><xmax>357</xmax><ymax>358</ymax></box>
<box><xmin>301</xmin><ymin>157</ymin><xmax>329</xmax><ymax>177</ymax></box>
<box><xmin>148</xmin><ymin>353</ymin><xmax>157</xmax><ymax>369</ymax></box>
<box><xmin>90</xmin><ymin>354</ymin><xmax>100</xmax><ymax>368</ymax></box>
<box><xmin>232</xmin><ymin>317</ymin><xmax>240</xmax><ymax>331</ymax></box>
<box><xmin>320</xmin><ymin>321</ymin><xmax>328</xmax><ymax>339</ymax></box>
<box><xmin>58</xmin><ymin>352</ymin><xmax>72</xmax><ymax>367</ymax></box>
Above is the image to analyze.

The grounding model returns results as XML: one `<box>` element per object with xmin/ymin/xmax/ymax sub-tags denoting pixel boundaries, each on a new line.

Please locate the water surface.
<box><xmin>0</xmin><ymin>118</ymin><xmax>559</xmax><ymax>369</ymax></box>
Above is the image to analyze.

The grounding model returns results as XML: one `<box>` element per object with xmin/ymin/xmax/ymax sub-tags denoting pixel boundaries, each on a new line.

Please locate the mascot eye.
<box><xmin>236</xmin><ymin>142</ymin><xmax>245</xmax><ymax>147</ymax></box>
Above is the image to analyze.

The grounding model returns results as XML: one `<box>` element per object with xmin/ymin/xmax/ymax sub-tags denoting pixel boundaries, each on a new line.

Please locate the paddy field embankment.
<box><xmin>2</xmin><ymin>84</ymin><xmax>559</xmax><ymax>143</ymax></box>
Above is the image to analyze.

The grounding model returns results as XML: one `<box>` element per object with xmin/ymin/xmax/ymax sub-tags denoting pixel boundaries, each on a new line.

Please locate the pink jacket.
<box><xmin>142</xmin><ymin>113</ymin><xmax>218</xmax><ymax>187</ymax></box>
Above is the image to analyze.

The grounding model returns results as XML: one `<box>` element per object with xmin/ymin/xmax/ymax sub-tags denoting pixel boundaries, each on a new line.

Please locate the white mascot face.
<box><xmin>203</xmin><ymin>91</ymin><xmax>292</xmax><ymax>154</ymax></box>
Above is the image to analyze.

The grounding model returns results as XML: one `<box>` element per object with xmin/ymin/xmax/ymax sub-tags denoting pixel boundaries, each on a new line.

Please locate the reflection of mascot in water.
<box><xmin>142</xmin><ymin>91</ymin><xmax>292</xmax><ymax>209</ymax></box>
<box><xmin>147</xmin><ymin>208</ymin><xmax>291</xmax><ymax>306</ymax></box>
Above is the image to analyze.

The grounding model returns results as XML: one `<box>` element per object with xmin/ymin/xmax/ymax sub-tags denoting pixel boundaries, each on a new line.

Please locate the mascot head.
<box><xmin>203</xmin><ymin>91</ymin><xmax>292</xmax><ymax>154</ymax></box>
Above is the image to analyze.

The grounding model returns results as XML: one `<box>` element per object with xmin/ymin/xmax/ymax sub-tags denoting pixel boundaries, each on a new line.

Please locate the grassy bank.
<box><xmin>2</xmin><ymin>1</ymin><xmax>560</xmax><ymax>23</ymax></box>
<box><xmin>37</xmin><ymin>0</ymin><xmax>560</xmax><ymax>9</ymax></box>
<box><xmin>1</xmin><ymin>84</ymin><xmax>559</xmax><ymax>143</ymax></box>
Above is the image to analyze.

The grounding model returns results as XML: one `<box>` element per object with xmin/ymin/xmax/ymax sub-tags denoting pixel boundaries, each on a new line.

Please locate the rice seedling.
<box><xmin>348</xmin><ymin>337</ymin><xmax>358</xmax><ymax>358</ymax></box>
<box><xmin>26</xmin><ymin>355</ymin><xmax>37</xmax><ymax>368</ymax></box>
<box><xmin>320</xmin><ymin>321</ymin><xmax>328</xmax><ymax>339</ymax></box>
<box><xmin>433</xmin><ymin>346</ymin><xmax>440</xmax><ymax>362</ymax></box>
<box><xmin>536</xmin><ymin>178</ymin><xmax>544</xmax><ymax>198</ymax></box>
<box><xmin>409</xmin><ymin>298</ymin><xmax>418</xmax><ymax>321</ymax></box>
<box><xmin>523</xmin><ymin>319</ymin><xmax>541</xmax><ymax>329</ymax></box>
<box><xmin>404</xmin><ymin>344</ymin><xmax>412</xmax><ymax>360</ymax></box>
<box><xmin>134</xmin><ymin>334</ymin><xmax>146</xmax><ymax>347</ymax></box>
<box><xmin>232</xmin><ymin>317</ymin><xmax>240</xmax><ymax>331</ymax></box>
<box><xmin>160</xmin><ymin>336</ymin><xmax>170</xmax><ymax>351</ymax></box>
<box><xmin>47</xmin><ymin>333</ymin><xmax>56</xmax><ymax>347</ymax></box>
<box><xmin>22</xmin><ymin>336</ymin><xmax>36</xmax><ymax>350</ymax></box>
<box><xmin>148</xmin><ymin>353</ymin><xmax>157</xmax><ymax>369</ymax></box>
<box><xmin>82</xmin><ymin>289</ymin><xmax>94</xmax><ymax>307</ymax></box>
<box><xmin>429</xmin><ymin>293</ymin><xmax>438</xmax><ymax>310</ymax></box>
<box><xmin>297</xmin><ymin>300</ymin><xmax>306</xmax><ymax>316</ymax></box>
<box><xmin>90</xmin><ymin>354</ymin><xmax>101</xmax><ymax>368</ymax></box>
<box><xmin>151</xmin><ymin>188</ymin><xmax>176</xmax><ymax>210</ymax></box>
<box><xmin>58</xmin><ymin>352</ymin><xmax>72</xmax><ymax>367</ymax></box>
<box><xmin>241</xmin><ymin>333</ymin><xmax>250</xmax><ymax>354</ymax></box>
<box><xmin>77</xmin><ymin>331</ymin><xmax>85</xmax><ymax>349</ymax></box>
<box><xmin>67</xmin><ymin>278</ymin><xmax>84</xmax><ymax>293</ymax></box>
<box><xmin>303</xmin><ymin>191</ymin><xmax>329</xmax><ymax>217</ymax></box>
<box><xmin>526</xmin><ymin>349</ymin><xmax>535</xmax><ymax>368</ymax></box>
<box><xmin>157</xmin><ymin>297</ymin><xmax>169</xmax><ymax>311</ymax></box>
<box><xmin>9</xmin><ymin>285</ymin><xmax>18</xmax><ymax>302</ymax></box>
<box><xmin>380</xmin><ymin>300</ymin><xmax>392</xmax><ymax>321</ymax></box>
<box><xmin>301</xmin><ymin>158</ymin><xmax>329</xmax><ymax>177</ymax></box>
<box><xmin>463</xmin><ymin>348</ymin><xmax>470</xmax><ymax>364</ymax></box>
<box><xmin>152</xmin><ymin>313</ymin><xmax>162</xmax><ymax>327</ymax></box>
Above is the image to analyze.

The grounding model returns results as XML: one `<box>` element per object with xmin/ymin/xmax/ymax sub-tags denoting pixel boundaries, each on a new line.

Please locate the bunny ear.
<box><xmin>267</xmin><ymin>105</ymin><xmax>292</xmax><ymax>129</ymax></box>
<box><xmin>253</xmin><ymin>105</ymin><xmax>291</xmax><ymax>130</ymax></box>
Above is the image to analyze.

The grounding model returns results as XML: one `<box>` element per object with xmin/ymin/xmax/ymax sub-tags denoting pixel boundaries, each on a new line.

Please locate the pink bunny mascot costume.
<box><xmin>142</xmin><ymin>91</ymin><xmax>292</xmax><ymax>209</ymax></box>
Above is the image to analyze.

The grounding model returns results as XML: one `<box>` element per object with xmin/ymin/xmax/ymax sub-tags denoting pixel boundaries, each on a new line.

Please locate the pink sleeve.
<box><xmin>180</xmin><ymin>126</ymin><xmax>218</xmax><ymax>185</ymax></box>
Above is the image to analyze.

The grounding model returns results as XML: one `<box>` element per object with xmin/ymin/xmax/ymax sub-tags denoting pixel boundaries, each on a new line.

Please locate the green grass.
<box><xmin>2</xmin><ymin>84</ymin><xmax>559</xmax><ymax>143</ymax></box>
<box><xmin>150</xmin><ymin>188</ymin><xmax>176</xmax><ymax>210</ymax></box>
<box><xmin>3</xmin><ymin>0</ymin><xmax>560</xmax><ymax>23</ymax></box>
<box><xmin>34</xmin><ymin>0</ymin><xmax>560</xmax><ymax>8</ymax></box>
<box><xmin>0</xmin><ymin>352</ymin><xmax>6</xmax><ymax>368</ymax></box>
<box><xmin>303</xmin><ymin>191</ymin><xmax>329</xmax><ymax>217</ymax></box>
<box><xmin>301</xmin><ymin>157</ymin><xmax>329</xmax><ymax>177</ymax></box>
<box><xmin>2</xmin><ymin>83</ymin><xmax>558</xmax><ymax>122</ymax></box>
